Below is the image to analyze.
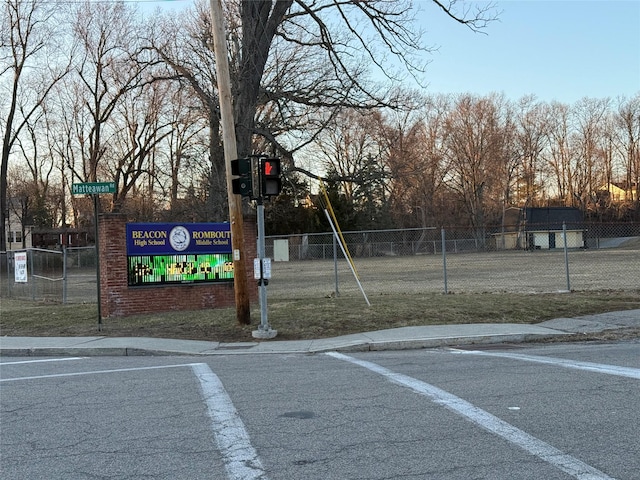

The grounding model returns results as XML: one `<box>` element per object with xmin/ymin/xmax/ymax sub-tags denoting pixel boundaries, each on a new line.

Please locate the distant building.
<box><xmin>596</xmin><ymin>182</ymin><xmax>638</xmax><ymax>203</ymax></box>
<box><xmin>495</xmin><ymin>207</ymin><xmax>585</xmax><ymax>250</ymax></box>
<box><xmin>4</xmin><ymin>197</ymin><xmax>91</xmax><ymax>251</ymax></box>
<box><xmin>31</xmin><ymin>228</ymin><xmax>92</xmax><ymax>249</ymax></box>
<box><xmin>3</xmin><ymin>198</ymin><xmax>33</xmax><ymax>251</ymax></box>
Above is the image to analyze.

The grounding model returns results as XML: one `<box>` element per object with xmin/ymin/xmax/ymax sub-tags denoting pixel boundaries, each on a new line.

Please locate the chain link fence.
<box><xmin>1</xmin><ymin>246</ymin><xmax>97</xmax><ymax>304</ymax></box>
<box><xmin>265</xmin><ymin>222</ymin><xmax>640</xmax><ymax>300</ymax></box>
<box><xmin>1</xmin><ymin>222</ymin><xmax>638</xmax><ymax>305</ymax></box>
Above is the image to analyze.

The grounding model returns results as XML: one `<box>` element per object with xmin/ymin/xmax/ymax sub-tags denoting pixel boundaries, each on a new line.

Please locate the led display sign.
<box><xmin>126</xmin><ymin>223</ymin><xmax>233</xmax><ymax>286</ymax></box>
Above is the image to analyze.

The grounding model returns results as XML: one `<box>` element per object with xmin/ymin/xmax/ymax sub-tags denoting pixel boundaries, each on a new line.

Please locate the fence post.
<box><xmin>62</xmin><ymin>246</ymin><xmax>68</xmax><ymax>304</ymax></box>
<box><xmin>5</xmin><ymin>252</ymin><xmax>11</xmax><ymax>298</ymax></box>
<box><xmin>563</xmin><ymin>222</ymin><xmax>571</xmax><ymax>291</ymax></box>
<box><xmin>441</xmin><ymin>227</ymin><xmax>448</xmax><ymax>294</ymax></box>
<box><xmin>29</xmin><ymin>249</ymin><xmax>36</xmax><ymax>301</ymax></box>
<box><xmin>333</xmin><ymin>234</ymin><xmax>339</xmax><ymax>296</ymax></box>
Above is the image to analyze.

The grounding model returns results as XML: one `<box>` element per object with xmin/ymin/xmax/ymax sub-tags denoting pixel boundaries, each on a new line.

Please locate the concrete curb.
<box><xmin>1</xmin><ymin>310</ymin><xmax>637</xmax><ymax>357</ymax></box>
<box><xmin>0</xmin><ymin>331</ymin><xmax>568</xmax><ymax>357</ymax></box>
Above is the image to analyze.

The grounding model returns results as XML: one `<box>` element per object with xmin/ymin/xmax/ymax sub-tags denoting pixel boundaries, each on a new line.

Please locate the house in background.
<box><xmin>3</xmin><ymin>198</ymin><xmax>33</xmax><ymax>251</ymax></box>
<box><xmin>3</xmin><ymin>196</ymin><xmax>91</xmax><ymax>251</ymax></box>
<box><xmin>596</xmin><ymin>182</ymin><xmax>637</xmax><ymax>203</ymax></box>
<box><xmin>495</xmin><ymin>207</ymin><xmax>585</xmax><ymax>250</ymax></box>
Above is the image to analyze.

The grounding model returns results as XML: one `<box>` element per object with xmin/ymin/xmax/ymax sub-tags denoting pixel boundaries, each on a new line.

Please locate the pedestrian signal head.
<box><xmin>260</xmin><ymin>158</ymin><xmax>282</xmax><ymax>197</ymax></box>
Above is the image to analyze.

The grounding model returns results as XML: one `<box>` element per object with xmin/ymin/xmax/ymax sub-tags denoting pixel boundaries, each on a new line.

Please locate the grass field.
<box><xmin>268</xmin><ymin>247</ymin><xmax>640</xmax><ymax>298</ymax></box>
<box><xmin>2</xmin><ymin>241</ymin><xmax>639</xmax><ymax>343</ymax></box>
<box><xmin>2</xmin><ymin>289</ymin><xmax>640</xmax><ymax>343</ymax></box>
<box><xmin>3</xmin><ymin>241</ymin><xmax>638</xmax><ymax>302</ymax></box>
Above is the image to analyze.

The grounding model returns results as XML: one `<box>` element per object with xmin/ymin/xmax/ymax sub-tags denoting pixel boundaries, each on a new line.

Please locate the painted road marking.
<box><xmin>0</xmin><ymin>363</ymin><xmax>197</xmax><ymax>382</ymax></box>
<box><xmin>0</xmin><ymin>357</ymin><xmax>84</xmax><ymax>365</ymax></box>
<box><xmin>191</xmin><ymin>363</ymin><xmax>268</xmax><ymax>480</ymax></box>
<box><xmin>0</xmin><ymin>362</ymin><xmax>269</xmax><ymax>480</ymax></box>
<box><xmin>326</xmin><ymin>352</ymin><xmax>616</xmax><ymax>480</ymax></box>
<box><xmin>449</xmin><ymin>350</ymin><xmax>640</xmax><ymax>380</ymax></box>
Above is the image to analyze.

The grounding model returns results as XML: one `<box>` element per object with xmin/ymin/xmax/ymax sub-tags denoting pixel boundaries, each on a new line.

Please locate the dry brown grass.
<box><xmin>2</xmin><ymin>290</ymin><xmax>639</xmax><ymax>343</ymax></box>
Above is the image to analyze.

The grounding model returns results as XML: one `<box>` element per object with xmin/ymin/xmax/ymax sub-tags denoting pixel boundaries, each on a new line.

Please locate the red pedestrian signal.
<box><xmin>260</xmin><ymin>157</ymin><xmax>282</xmax><ymax>197</ymax></box>
<box><xmin>264</xmin><ymin>160</ymin><xmax>278</xmax><ymax>176</ymax></box>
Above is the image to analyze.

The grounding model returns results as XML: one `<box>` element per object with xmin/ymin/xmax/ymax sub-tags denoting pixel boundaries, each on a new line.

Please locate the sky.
<box><xmin>142</xmin><ymin>0</ymin><xmax>640</xmax><ymax>104</ymax></box>
<box><xmin>415</xmin><ymin>0</ymin><xmax>640</xmax><ymax>103</ymax></box>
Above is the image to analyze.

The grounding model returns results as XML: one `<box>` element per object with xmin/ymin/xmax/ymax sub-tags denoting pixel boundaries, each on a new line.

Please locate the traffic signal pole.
<box><xmin>232</xmin><ymin>156</ymin><xmax>282</xmax><ymax>339</ymax></box>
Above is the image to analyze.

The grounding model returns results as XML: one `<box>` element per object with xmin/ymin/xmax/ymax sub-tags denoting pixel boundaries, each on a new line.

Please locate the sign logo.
<box><xmin>169</xmin><ymin>226</ymin><xmax>190</xmax><ymax>252</ymax></box>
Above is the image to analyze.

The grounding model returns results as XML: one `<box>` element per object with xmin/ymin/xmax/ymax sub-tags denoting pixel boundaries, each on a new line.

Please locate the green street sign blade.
<box><xmin>72</xmin><ymin>182</ymin><xmax>116</xmax><ymax>195</ymax></box>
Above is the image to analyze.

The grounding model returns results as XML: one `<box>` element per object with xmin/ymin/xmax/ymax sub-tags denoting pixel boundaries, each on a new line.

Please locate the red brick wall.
<box><xmin>98</xmin><ymin>214</ymin><xmax>257</xmax><ymax>318</ymax></box>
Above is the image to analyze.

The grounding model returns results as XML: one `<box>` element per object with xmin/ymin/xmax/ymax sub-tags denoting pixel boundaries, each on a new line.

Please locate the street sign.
<box><xmin>253</xmin><ymin>257</ymin><xmax>272</xmax><ymax>280</ymax></box>
<box><xmin>71</xmin><ymin>180</ymin><xmax>116</xmax><ymax>329</ymax></box>
<box><xmin>72</xmin><ymin>182</ymin><xmax>116</xmax><ymax>195</ymax></box>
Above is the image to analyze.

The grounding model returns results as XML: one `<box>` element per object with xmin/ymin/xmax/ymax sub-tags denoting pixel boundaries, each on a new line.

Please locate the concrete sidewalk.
<box><xmin>1</xmin><ymin>310</ymin><xmax>638</xmax><ymax>357</ymax></box>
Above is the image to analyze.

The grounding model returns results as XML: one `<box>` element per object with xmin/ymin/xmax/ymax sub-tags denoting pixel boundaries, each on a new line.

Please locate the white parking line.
<box><xmin>326</xmin><ymin>352</ymin><xmax>616</xmax><ymax>480</ymax></box>
<box><xmin>191</xmin><ymin>363</ymin><xmax>268</xmax><ymax>480</ymax></box>
<box><xmin>449</xmin><ymin>350</ymin><xmax>640</xmax><ymax>380</ymax></box>
<box><xmin>0</xmin><ymin>357</ymin><xmax>84</xmax><ymax>365</ymax></box>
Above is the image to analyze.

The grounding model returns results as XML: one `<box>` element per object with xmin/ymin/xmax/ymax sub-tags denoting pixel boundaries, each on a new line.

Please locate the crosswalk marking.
<box><xmin>326</xmin><ymin>351</ymin><xmax>617</xmax><ymax>480</ymax></box>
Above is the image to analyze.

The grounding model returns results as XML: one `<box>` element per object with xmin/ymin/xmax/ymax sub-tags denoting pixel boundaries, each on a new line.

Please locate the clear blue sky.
<box><xmin>144</xmin><ymin>0</ymin><xmax>640</xmax><ymax>104</ymax></box>
<box><xmin>416</xmin><ymin>0</ymin><xmax>640</xmax><ymax>103</ymax></box>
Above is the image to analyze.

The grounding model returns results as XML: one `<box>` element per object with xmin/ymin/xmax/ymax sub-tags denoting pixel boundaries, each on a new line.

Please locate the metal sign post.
<box><xmin>72</xmin><ymin>182</ymin><xmax>115</xmax><ymax>331</ymax></box>
<box><xmin>93</xmin><ymin>194</ymin><xmax>102</xmax><ymax>329</ymax></box>
<box><xmin>252</xmin><ymin>197</ymin><xmax>277</xmax><ymax>339</ymax></box>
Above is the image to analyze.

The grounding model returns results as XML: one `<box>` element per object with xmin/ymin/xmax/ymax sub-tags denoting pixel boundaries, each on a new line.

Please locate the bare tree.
<box><xmin>144</xmin><ymin>0</ymin><xmax>497</xmax><ymax>234</ymax></box>
<box><xmin>156</xmin><ymin>87</ymin><xmax>208</xmax><ymax>218</ymax></box>
<box><xmin>545</xmin><ymin>101</ymin><xmax>573</xmax><ymax>206</ymax></box>
<box><xmin>66</xmin><ymin>2</ymin><xmax>152</xmax><ymax>197</ymax></box>
<box><xmin>570</xmin><ymin>97</ymin><xmax>610</xmax><ymax>212</ymax></box>
<box><xmin>101</xmin><ymin>80</ymin><xmax>174</xmax><ymax>214</ymax></box>
<box><xmin>152</xmin><ymin>0</ymin><xmax>497</xmax><ymax>172</ymax></box>
<box><xmin>235</xmin><ymin>0</ymin><xmax>498</xmax><ymax>165</ymax></box>
<box><xmin>512</xmin><ymin>95</ymin><xmax>550</xmax><ymax>207</ymax></box>
<box><xmin>382</xmin><ymin>94</ymin><xmax>450</xmax><ymax>228</ymax></box>
<box><xmin>146</xmin><ymin>2</ymin><xmax>229</xmax><ymax>220</ymax></box>
<box><xmin>1</xmin><ymin>0</ymin><xmax>69</xmax><ymax>250</ymax></box>
<box><xmin>613</xmin><ymin>94</ymin><xmax>640</xmax><ymax>217</ymax></box>
<box><xmin>442</xmin><ymin>94</ymin><xmax>506</xmax><ymax>233</ymax></box>
<box><xmin>314</xmin><ymin>109</ymin><xmax>378</xmax><ymax>201</ymax></box>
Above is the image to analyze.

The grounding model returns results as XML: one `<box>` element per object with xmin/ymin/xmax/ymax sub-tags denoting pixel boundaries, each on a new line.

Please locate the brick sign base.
<box><xmin>98</xmin><ymin>214</ymin><xmax>257</xmax><ymax>318</ymax></box>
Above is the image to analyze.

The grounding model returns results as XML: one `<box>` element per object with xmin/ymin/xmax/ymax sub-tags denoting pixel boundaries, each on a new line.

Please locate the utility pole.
<box><xmin>209</xmin><ymin>0</ymin><xmax>250</xmax><ymax>324</ymax></box>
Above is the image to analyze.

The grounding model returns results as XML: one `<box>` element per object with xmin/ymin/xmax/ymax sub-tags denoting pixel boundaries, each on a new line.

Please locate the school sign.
<box><xmin>126</xmin><ymin>223</ymin><xmax>233</xmax><ymax>286</ymax></box>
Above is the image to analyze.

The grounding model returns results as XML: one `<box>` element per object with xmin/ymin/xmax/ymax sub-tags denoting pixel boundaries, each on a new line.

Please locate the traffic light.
<box><xmin>260</xmin><ymin>157</ymin><xmax>282</xmax><ymax>197</ymax></box>
<box><xmin>231</xmin><ymin>158</ymin><xmax>253</xmax><ymax>197</ymax></box>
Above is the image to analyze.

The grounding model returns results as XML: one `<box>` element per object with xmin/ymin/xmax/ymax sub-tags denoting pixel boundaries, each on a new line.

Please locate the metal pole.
<box><xmin>30</xmin><ymin>249</ymin><xmax>35</xmax><ymax>300</ymax></box>
<box><xmin>441</xmin><ymin>227</ymin><xmax>448</xmax><ymax>294</ymax></box>
<box><xmin>94</xmin><ymin>195</ymin><xmax>102</xmax><ymax>330</ymax></box>
<box><xmin>563</xmin><ymin>222</ymin><xmax>571</xmax><ymax>291</ymax></box>
<box><xmin>257</xmin><ymin>201</ymin><xmax>268</xmax><ymax>328</ymax></box>
<box><xmin>333</xmin><ymin>233</ymin><xmax>339</xmax><ymax>296</ymax></box>
<box><xmin>324</xmin><ymin>210</ymin><xmax>370</xmax><ymax>306</ymax></box>
<box><xmin>62</xmin><ymin>246</ymin><xmax>67</xmax><ymax>304</ymax></box>
<box><xmin>252</xmin><ymin>199</ymin><xmax>277</xmax><ymax>339</ymax></box>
